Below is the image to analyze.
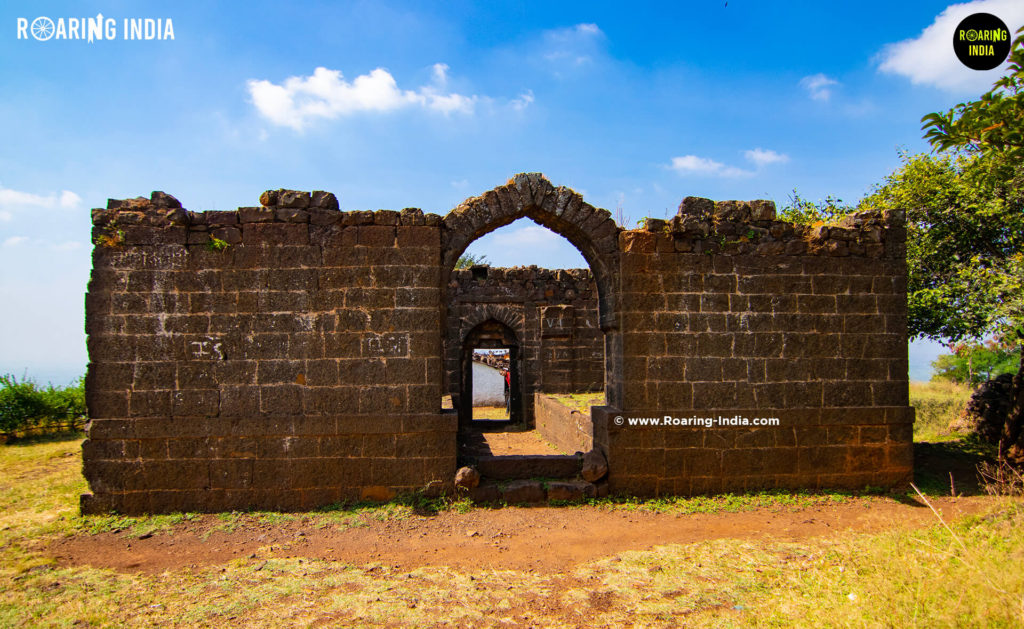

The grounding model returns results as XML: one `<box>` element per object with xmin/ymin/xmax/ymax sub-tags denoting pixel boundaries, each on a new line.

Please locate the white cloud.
<box><xmin>491</xmin><ymin>224</ymin><xmax>564</xmax><ymax>248</ymax></box>
<box><xmin>3</xmin><ymin>236</ymin><xmax>28</xmax><ymax>247</ymax></box>
<box><xmin>542</xmin><ymin>23</ymin><xmax>605</xmax><ymax>71</ymax></box>
<box><xmin>431</xmin><ymin>63</ymin><xmax>449</xmax><ymax>85</ymax></box>
<box><xmin>744</xmin><ymin>148</ymin><xmax>790</xmax><ymax>167</ymax></box>
<box><xmin>511</xmin><ymin>90</ymin><xmax>535</xmax><ymax>111</ymax></box>
<box><xmin>248</xmin><ymin>65</ymin><xmax>481</xmax><ymax>130</ymax></box>
<box><xmin>0</xmin><ymin>186</ymin><xmax>82</xmax><ymax>213</ymax></box>
<box><xmin>876</xmin><ymin>0</ymin><xmax>1024</xmax><ymax>93</ymax></box>
<box><xmin>59</xmin><ymin>191</ymin><xmax>82</xmax><ymax>208</ymax></box>
<box><xmin>670</xmin><ymin>148</ymin><xmax>790</xmax><ymax>178</ymax></box>
<box><xmin>670</xmin><ymin>155</ymin><xmax>734</xmax><ymax>176</ymax></box>
<box><xmin>800</xmin><ymin>73</ymin><xmax>839</xmax><ymax>101</ymax></box>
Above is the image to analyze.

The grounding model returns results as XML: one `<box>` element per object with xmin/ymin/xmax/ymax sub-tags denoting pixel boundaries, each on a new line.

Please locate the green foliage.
<box><xmin>454</xmin><ymin>253</ymin><xmax>489</xmax><ymax>269</ymax></box>
<box><xmin>0</xmin><ymin>375</ymin><xmax>87</xmax><ymax>438</ymax></box>
<box><xmin>859</xmin><ymin>151</ymin><xmax>1024</xmax><ymax>344</ymax></box>
<box><xmin>95</xmin><ymin>229</ymin><xmax>124</xmax><ymax>248</ymax></box>
<box><xmin>931</xmin><ymin>339</ymin><xmax>1020</xmax><ymax>385</ymax></box>
<box><xmin>778</xmin><ymin>189</ymin><xmax>854</xmax><ymax>225</ymax></box>
<box><xmin>903</xmin><ymin>27</ymin><xmax>1024</xmax><ymax>354</ymax></box>
<box><xmin>0</xmin><ymin>376</ymin><xmax>48</xmax><ymax>435</ymax></box>
<box><xmin>206</xmin><ymin>236</ymin><xmax>230</xmax><ymax>252</ymax></box>
<box><xmin>922</xmin><ymin>26</ymin><xmax>1024</xmax><ymax>158</ymax></box>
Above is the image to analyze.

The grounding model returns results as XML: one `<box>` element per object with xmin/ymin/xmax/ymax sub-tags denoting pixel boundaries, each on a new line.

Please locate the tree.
<box><xmin>921</xmin><ymin>27</ymin><xmax>1024</xmax><ymax>159</ymax></box>
<box><xmin>931</xmin><ymin>339</ymin><xmax>1020</xmax><ymax>386</ymax></box>
<box><xmin>875</xmin><ymin>26</ymin><xmax>1024</xmax><ymax>457</ymax></box>
<box><xmin>858</xmin><ymin>151</ymin><xmax>1023</xmax><ymax>344</ymax></box>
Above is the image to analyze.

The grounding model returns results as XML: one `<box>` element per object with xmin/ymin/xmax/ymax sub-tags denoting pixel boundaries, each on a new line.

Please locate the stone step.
<box><xmin>468</xmin><ymin>479</ymin><xmax>609</xmax><ymax>505</ymax></box>
<box><xmin>473</xmin><ymin>454</ymin><xmax>580</xmax><ymax>480</ymax></box>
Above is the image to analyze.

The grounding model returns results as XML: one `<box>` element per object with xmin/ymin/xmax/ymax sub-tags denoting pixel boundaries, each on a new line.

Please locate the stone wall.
<box><xmin>603</xmin><ymin>197</ymin><xmax>913</xmax><ymax>495</ymax></box>
<box><xmin>445</xmin><ymin>266</ymin><xmax>603</xmax><ymax>424</ymax></box>
<box><xmin>81</xmin><ymin>174</ymin><xmax>914</xmax><ymax>513</ymax></box>
<box><xmin>535</xmin><ymin>393</ymin><xmax>594</xmax><ymax>454</ymax></box>
<box><xmin>83</xmin><ymin>190</ymin><xmax>456</xmax><ymax>514</ymax></box>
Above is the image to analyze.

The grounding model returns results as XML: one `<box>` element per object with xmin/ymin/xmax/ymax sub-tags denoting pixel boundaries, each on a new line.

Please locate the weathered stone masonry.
<box><xmin>446</xmin><ymin>266</ymin><xmax>603</xmax><ymax>425</ymax></box>
<box><xmin>81</xmin><ymin>174</ymin><xmax>913</xmax><ymax>513</ymax></box>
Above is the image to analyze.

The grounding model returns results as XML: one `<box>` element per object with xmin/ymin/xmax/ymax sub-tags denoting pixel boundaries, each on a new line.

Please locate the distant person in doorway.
<box><xmin>503</xmin><ymin>369</ymin><xmax>510</xmax><ymax>416</ymax></box>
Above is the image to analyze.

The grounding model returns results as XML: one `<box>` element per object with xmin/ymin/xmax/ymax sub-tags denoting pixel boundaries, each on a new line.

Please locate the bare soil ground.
<box><xmin>44</xmin><ymin>435</ymin><xmax>998</xmax><ymax>577</ymax></box>
<box><xmin>459</xmin><ymin>427</ymin><xmax>564</xmax><ymax>456</ymax></box>
<box><xmin>46</xmin><ymin>496</ymin><xmax>991</xmax><ymax>576</ymax></box>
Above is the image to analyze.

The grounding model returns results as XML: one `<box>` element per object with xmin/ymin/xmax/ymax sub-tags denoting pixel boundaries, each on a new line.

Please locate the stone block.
<box><xmin>469</xmin><ymin>482</ymin><xmax>500</xmax><ymax>503</ymax></box>
<box><xmin>275</xmin><ymin>208</ymin><xmax>310</xmax><ymax>223</ymax></box>
<box><xmin>278</xmin><ymin>190</ymin><xmax>311</xmax><ymax>208</ymax></box>
<box><xmin>239</xmin><ymin>207</ymin><xmax>275</xmax><ymax>223</ymax></box>
<box><xmin>310</xmin><ymin>190</ymin><xmax>339</xmax><ymax>210</ymax></box>
<box><xmin>547</xmin><ymin>481</ymin><xmax>596</xmax><ymax>502</ymax></box>
<box><xmin>357</xmin><ymin>225</ymin><xmax>395</xmax><ymax>247</ymax></box>
<box><xmin>500</xmin><ymin>480</ymin><xmax>546</xmax><ymax>504</ymax></box>
<box><xmin>243</xmin><ymin>223</ymin><xmax>309</xmax><ymax>246</ymax></box>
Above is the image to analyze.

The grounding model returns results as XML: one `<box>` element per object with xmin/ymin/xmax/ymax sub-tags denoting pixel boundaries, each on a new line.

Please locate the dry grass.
<box><xmin>471</xmin><ymin>405</ymin><xmax>509</xmax><ymax>420</ymax></box>
<box><xmin>2</xmin><ymin>435</ymin><xmax>1023</xmax><ymax>626</ymax></box>
<box><xmin>550</xmin><ymin>392</ymin><xmax>606</xmax><ymax>413</ymax></box>
<box><xmin>911</xmin><ymin>381</ymin><xmax>973</xmax><ymax>442</ymax></box>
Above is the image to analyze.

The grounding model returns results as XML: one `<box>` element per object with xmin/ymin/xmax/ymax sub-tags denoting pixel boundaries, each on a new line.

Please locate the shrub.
<box><xmin>0</xmin><ymin>374</ymin><xmax>87</xmax><ymax>439</ymax></box>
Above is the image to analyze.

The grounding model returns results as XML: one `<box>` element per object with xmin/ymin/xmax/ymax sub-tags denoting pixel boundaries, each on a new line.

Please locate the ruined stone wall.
<box><xmin>82</xmin><ymin>191</ymin><xmax>455</xmax><ymax>514</ymax></box>
<box><xmin>535</xmin><ymin>393</ymin><xmax>594</xmax><ymax>455</ymax></box>
<box><xmin>81</xmin><ymin>173</ymin><xmax>914</xmax><ymax>513</ymax></box>
<box><xmin>445</xmin><ymin>266</ymin><xmax>603</xmax><ymax>424</ymax></box>
<box><xmin>600</xmin><ymin>197</ymin><xmax>913</xmax><ymax>495</ymax></box>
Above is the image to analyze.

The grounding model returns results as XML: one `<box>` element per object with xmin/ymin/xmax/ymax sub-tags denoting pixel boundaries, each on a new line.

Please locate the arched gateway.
<box><xmin>80</xmin><ymin>173</ymin><xmax>913</xmax><ymax>514</ymax></box>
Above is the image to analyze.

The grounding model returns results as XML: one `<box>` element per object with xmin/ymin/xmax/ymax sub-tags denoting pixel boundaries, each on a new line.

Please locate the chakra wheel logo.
<box><xmin>30</xmin><ymin>17</ymin><xmax>55</xmax><ymax>41</ymax></box>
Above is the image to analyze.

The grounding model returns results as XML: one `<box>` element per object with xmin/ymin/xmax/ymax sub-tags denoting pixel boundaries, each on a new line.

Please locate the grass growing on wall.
<box><xmin>549</xmin><ymin>392</ymin><xmax>605</xmax><ymax>413</ymax></box>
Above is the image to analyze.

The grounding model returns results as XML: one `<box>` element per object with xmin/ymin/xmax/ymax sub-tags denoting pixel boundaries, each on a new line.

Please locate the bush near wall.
<box><xmin>0</xmin><ymin>375</ymin><xmax>87</xmax><ymax>439</ymax></box>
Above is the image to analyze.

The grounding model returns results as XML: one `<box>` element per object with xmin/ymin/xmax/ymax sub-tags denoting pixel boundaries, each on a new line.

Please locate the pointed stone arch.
<box><xmin>458</xmin><ymin>304</ymin><xmax>525</xmax><ymax>345</ymax></box>
<box><xmin>441</xmin><ymin>173</ymin><xmax>623</xmax><ymax>410</ymax></box>
<box><xmin>441</xmin><ymin>173</ymin><xmax>620</xmax><ymax>331</ymax></box>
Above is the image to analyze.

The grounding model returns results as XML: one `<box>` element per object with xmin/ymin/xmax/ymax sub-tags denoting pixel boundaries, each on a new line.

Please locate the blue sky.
<box><xmin>2</xmin><ymin>0</ymin><xmax>1021</xmax><ymax>384</ymax></box>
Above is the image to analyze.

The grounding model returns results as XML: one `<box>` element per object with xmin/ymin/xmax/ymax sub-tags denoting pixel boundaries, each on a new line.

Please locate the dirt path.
<box><xmin>48</xmin><ymin>496</ymin><xmax>994</xmax><ymax>575</ymax></box>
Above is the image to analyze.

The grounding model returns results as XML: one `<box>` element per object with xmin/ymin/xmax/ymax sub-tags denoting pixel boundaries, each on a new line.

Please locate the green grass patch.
<box><xmin>550</xmin><ymin>392</ymin><xmax>605</xmax><ymax>413</ymax></box>
<box><xmin>583</xmin><ymin>489</ymin><xmax>856</xmax><ymax>515</ymax></box>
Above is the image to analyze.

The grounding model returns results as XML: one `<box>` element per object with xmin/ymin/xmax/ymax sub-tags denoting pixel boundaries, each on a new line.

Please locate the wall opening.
<box><xmin>441</xmin><ymin>174</ymin><xmax>622</xmax><ymax>461</ymax></box>
<box><xmin>446</xmin><ymin>216</ymin><xmax>607</xmax><ymax>430</ymax></box>
<box><xmin>460</xmin><ymin>320</ymin><xmax>520</xmax><ymax>425</ymax></box>
<box><xmin>470</xmin><ymin>348</ymin><xmax>511</xmax><ymax>420</ymax></box>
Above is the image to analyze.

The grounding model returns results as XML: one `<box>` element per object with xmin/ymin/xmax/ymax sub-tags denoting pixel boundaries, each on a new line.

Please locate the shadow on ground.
<box><xmin>914</xmin><ymin>437</ymin><xmax>999</xmax><ymax>497</ymax></box>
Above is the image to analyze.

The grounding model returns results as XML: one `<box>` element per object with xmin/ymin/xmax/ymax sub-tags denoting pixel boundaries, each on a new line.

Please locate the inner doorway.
<box><xmin>470</xmin><ymin>348</ymin><xmax>511</xmax><ymax>420</ymax></box>
<box><xmin>460</xmin><ymin>319</ymin><xmax>521</xmax><ymax>426</ymax></box>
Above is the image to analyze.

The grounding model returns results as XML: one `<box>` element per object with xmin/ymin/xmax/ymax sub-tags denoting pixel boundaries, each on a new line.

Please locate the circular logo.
<box><xmin>30</xmin><ymin>16</ymin><xmax>55</xmax><ymax>41</ymax></box>
<box><xmin>953</xmin><ymin>13</ymin><xmax>1011</xmax><ymax>70</ymax></box>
